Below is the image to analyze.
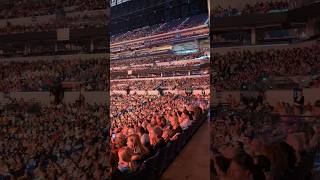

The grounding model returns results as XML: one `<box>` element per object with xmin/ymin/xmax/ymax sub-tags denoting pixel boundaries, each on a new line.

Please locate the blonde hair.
<box><xmin>118</xmin><ymin>147</ymin><xmax>134</xmax><ymax>171</ymax></box>
<box><xmin>128</xmin><ymin>134</ymin><xmax>149</xmax><ymax>156</ymax></box>
<box><xmin>150</xmin><ymin>126</ymin><xmax>163</xmax><ymax>145</ymax></box>
<box><xmin>118</xmin><ymin>147</ymin><xmax>132</xmax><ymax>162</ymax></box>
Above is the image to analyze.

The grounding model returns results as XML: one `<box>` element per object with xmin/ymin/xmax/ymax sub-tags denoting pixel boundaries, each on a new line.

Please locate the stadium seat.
<box><xmin>143</xmin><ymin>151</ymin><xmax>160</xmax><ymax>180</ymax></box>
<box><xmin>157</xmin><ymin>146</ymin><xmax>170</xmax><ymax>176</ymax></box>
<box><xmin>123</xmin><ymin>164</ymin><xmax>147</xmax><ymax>180</ymax></box>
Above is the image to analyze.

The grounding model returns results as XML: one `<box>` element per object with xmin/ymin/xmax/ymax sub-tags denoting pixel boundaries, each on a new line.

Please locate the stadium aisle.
<box><xmin>161</xmin><ymin>120</ymin><xmax>210</xmax><ymax>180</ymax></box>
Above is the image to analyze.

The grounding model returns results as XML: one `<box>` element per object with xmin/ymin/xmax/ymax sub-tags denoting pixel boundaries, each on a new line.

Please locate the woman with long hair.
<box><xmin>117</xmin><ymin>147</ymin><xmax>137</xmax><ymax>174</ymax></box>
<box><xmin>127</xmin><ymin>134</ymin><xmax>149</xmax><ymax>163</ymax></box>
<box><xmin>230</xmin><ymin>152</ymin><xmax>265</xmax><ymax>180</ymax></box>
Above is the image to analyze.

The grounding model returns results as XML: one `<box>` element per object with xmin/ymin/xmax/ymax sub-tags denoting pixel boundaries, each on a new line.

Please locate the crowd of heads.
<box><xmin>212</xmin><ymin>1</ymin><xmax>289</xmax><ymax>17</ymax></box>
<box><xmin>213</xmin><ymin>44</ymin><xmax>320</xmax><ymax>90</ymax></box>
<box><xmin>211</xmin><ymin>95</ymin><xmax>320</xmax><ymax>180</ymax></box>
<box><xmin>0</xmin><ymin>58</ymin><xmax>108</xmax><ymax>92</ymax></box>
<box><xmin>0</xmin><ymin>98</ymin><xmax>110</xmax><ymax>179</ymax></box>
<box><xmin>111</xmin><ymin>14</ymin><xmax>207</xmax><ymax>43</ymax></box>
<box><xmin>110</xmin><ymin>93</ymin><xmax>209</xmax><ymax>178</ymax></box>
<box><xmin>109</xmin><ymin>21</ymin><xmax>210</xmax><ymax>177</ymax></box>
<box><xmin>0</xmin><ymin>13</ymin><xmax>108</xmax><ymax>35</ymax></box>
<box><xmin>0</xmin><ymin>0</ymin><xmax>107</xmax><ymax>19</ymax></box>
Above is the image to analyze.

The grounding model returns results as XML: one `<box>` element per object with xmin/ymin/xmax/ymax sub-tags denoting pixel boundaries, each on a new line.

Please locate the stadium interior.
<box><xmin>109</xmin><ymin>0</ymin><xmax>210</xmax><ymax>179</ymax></box>
<box><xmin>1</xmin><ymin>0</ymin><xmax>320</xmax><ymax>179</ymax></box>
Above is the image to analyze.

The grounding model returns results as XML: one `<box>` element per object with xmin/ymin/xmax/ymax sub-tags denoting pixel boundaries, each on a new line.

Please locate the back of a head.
<box><xmin>233</xmin><ymin>152</ymin><xmax>254</xmax><ymax>172</ymax></box>
<box><xmin>153</xmin><ymin>126</ymin><xmax>163</xmax><ymax>138</ymax></box>
<box><xmin>255</xmin><ymin>155</ymin><xmax>271</xmax><ymax>172</ymax></box>
<box><xmin>139</xmin><ymin>126</ymin><xmax>146</xmax><ymax>134</ymax></box>
<box><xmin>194</xmin><ymin>106</ymin><xmax>203</xmax><ymax>119</ymax></box>
<box><xmin>227</xmin><ymin>152</ymin><xmax>254</xmax><ymax>180</ymax></box>
<box><xmin>215</xmin><ymin>155</ymin><xmax>230</xmax><ymax>173</ymax></box>
<box><xmin>266</xmin><ymin>141</ymin><xmax>294</xmax><ymax>174</ymax></box>
<box><xmin>233</xmin><ymin>152</ymin><xmax>265</xmax><ymax>180</ymax></box>
<box><xmin>279</xmin><ymin>141</ymin><xmax>296</xmax><ymax>169</ymax></box>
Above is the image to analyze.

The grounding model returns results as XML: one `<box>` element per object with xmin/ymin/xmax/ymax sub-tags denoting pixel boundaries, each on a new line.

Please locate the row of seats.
<box><xmin>121</xmin><ymin>111</ymin><xmax>208</xmax><ymax>180</ymax></box>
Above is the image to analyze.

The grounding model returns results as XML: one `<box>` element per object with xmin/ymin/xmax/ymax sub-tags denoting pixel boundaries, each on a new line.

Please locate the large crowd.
<box><xmin>110</xmin><ymin>14</ymin><xmax>207</xmax><ymax>43</ymax></box>
<box><xmin>0</xmin><ymin>98</ymin><xmax>110</xmax><ymax>179</ymax></box>
<box><xmin>0</xmin><ymin>13</ymin><xmax>108</xmax><ymax>35</ymax></box>
<box><xmin>0</xmin><ymin>0</ymin><xmax>107</xmax><ymax>19</ymax></box>
<box><xmin>109</xmin><ymin>14</ymin><xmax>210</xmax><ymax>177</ymax></box>
<box><xmin>110</xmin><ymin>93</ymin><xmax>209</xmax><ymax>178</ymax></box>
<box><xmin>212</xmin><ymin>1</ymin><xmax>289</xmax><ymax>17</ymax></box>
<box><xmin>211</xmin><ymin>94</ymin><xmax>320</xmax><ymax>180</ymax></box>
<box><xmin>213</xmin><ymin>45</ymin><xmax>320</xmax><ymax>90</ymax></box>
<box><xmin>0</xmin><ymin>58</ymin><xmax>108</xmax><ymax>92</ymax></box>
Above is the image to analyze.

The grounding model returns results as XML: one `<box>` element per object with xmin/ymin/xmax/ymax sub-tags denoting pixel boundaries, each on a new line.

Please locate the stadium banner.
<box><xmin>151</xmin><ymin>45</ymin><xmax>172</xmax><ymax>52</ymax></box>
<box><xmin>173</xmin><ymin>42</ymin><xmax>198</xmax><ymax>54</ymax></box>
<box><xmin>57</xmin><ymin>28</ymin><xmax>70</xmax><ymax>41</ymax></box>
